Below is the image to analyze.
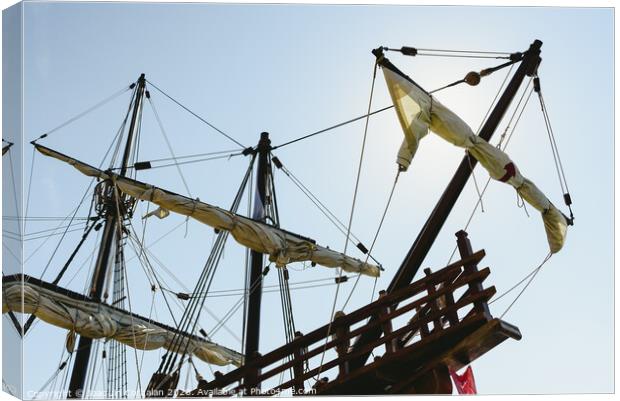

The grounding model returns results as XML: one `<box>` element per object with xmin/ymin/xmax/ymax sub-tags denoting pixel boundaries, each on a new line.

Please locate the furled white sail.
<box><xmin>34</xmin><ymin>144</ymin><xmax>380</xmax><ymax>277</ymax></box>
<box><xmin>382</xmin><ymin>67</ymin><xmax>567</xmax><ymax>253</ymax></box>
<box><xmin>2</xmin><ymin>275</ymin><xmax>243</xmax><ymax>366</ymax></box>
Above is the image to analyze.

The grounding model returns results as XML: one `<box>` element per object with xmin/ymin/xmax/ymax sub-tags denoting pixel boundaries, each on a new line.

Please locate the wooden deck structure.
<box><xmin>182</xmin><ymin>232</ymin><xmax>521</xmax><ymax>396</ymax></box>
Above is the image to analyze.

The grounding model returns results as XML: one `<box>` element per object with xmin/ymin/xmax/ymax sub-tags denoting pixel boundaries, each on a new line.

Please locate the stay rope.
<box><xmin>315</xmin><ymin>61</ymin><xmax>378</xmax><ymax>381</ymax></box>
<box><xmin>154</xmin><ymin>155</ymin><xmax>255</xmax><ymax>381</ymax></box>
<box><xmin>145</xmin><ymin>79</ymin><xmax>246</xmax><ymax>149</ymax></box>
<box><xmin>535</xmin><ymin>77</ymin><xmax>574</xmax><ymax>222</ymax></box>
<box><xmin>31</xmin><ymin>84</ymin><xmax>133</xmax><ymax>143</ymax></box>
<box><xmin>340</xmin><ymin>169</ymin><xmax>400</xmax><ymax>311</ymax></box>
<box><xmin>496</xmin><ymin>252</ymin><xmax>552</xmax><ymax>319</ymax></box>
<box><xmin>147</xmin><ymin>95</ymin><xmax>193</xmax><ymax>198</ymax></box>
<box><xmin>276</xmin><ymin>161</ymin><xmax>380</xmax><ymax>265</ymax></box>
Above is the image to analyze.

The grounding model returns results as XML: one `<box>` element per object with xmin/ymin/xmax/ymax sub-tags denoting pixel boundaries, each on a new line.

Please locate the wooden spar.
<box><xmin>348</xmin><ymin>40</ymin><xmax>542</xmax><ymax>371</ymax></box>
<box><xmin>67</xmin><ymin>74</ymin><xmax>146</xmax><ymax>399</ymax></box>
<box><xmin>243</xmin><ymin>132</ymin><xmax>271</xmax><ymax>392</ymax></box>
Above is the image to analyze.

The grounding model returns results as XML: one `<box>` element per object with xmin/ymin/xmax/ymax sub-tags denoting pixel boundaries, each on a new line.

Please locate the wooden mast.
<box><xmin>67</xmin><ymin>74</ymin><xmax>146</xmax><ymax>398</ymax></box>
<box><xmin>348</xmin><ymin>40</ymin><xmax>542</xmax><ymax>370</ymax></box>
<box><xmin>243</xmin><ymin>132</ymin><xmax>271</xmax><ymax>393</ymax></box>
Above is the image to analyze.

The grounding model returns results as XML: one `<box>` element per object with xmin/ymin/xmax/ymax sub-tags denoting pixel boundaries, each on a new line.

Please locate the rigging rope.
<box><xmin>275</xmin><ymin>161</ymin><xmax>380</xmax><ymax>265</ymax></box>
<box><xmin>273</xmin><ymin>53</ymin><xmax>520</xmax><ymax>150</ymax></box>
<box><xmin>124</xmin><ymin>227</ymin><xmax>237</xmax><ymax>344</ymax></box>
<box><xmin>135</xmin><ymin>149</ymin><xmax>242</xmax><ymax>164</ymax></box>
<box><xmin>341</xmin><ymin>170</ymin><xmax>400</xmax><ymax>311</ymax></box>
<box><xmin>145</xmin><ymin>79</ymin><xmax>246</xmax><ymax>149</ymax></box>
<box><xmin>535</xmin><ymin>77</ymin><xmax>574</xmax><ymax>222</ymax></box>
<box><xmin>316</xmin><ymin>61</ymin><xmax>378</xmax><ymax>381</ymax></box>
<box><xmin>147</xmin><ymin>95</ymin><xmax>193</xmax><ymax>197</ymax></box>
<box><xmin>31</xmin><ymin>84</ymin><xmax>133</xmax><ymax>143</ymax></box>
<box><xmin>266</xmin><ymin>157</ymin><xmax>298</xmax><ymax>384</ymax></box>
<box><xmin>497</xmin><ymin>252</ymin><xmax>552</xmax><ymax>319</ymax></box>
<box><xmin>272</xmin><ymin>105</ymin><xmax>393</xmax><ymax>150</ymax></box>
<box><xmin>127</xmin><ymin>152</ymin><xmax>244</xmax><ymax>171</ymax></box>
<box><xmin>152</xmin><ymin>154</ymin><xmax>256</xmax><ymax>384</ymax></box>
<box><xmin>24</xmin><ymin>147</ymin><xmax>37</xmax><ymax>235</ymax></box>
<box><xmin>6</xmin><ymin>147</ymin><xmax>21</xmax><ymax>238</ymax></box>
<box><xmin>125</xmin><ymin>228</ymin><xmax>180</xmax><ymax>328</ymax></box>
<box><xmin>27</xmin><ymin>91</ymin><xmax>134</xmax><ymax>276</ymax></box>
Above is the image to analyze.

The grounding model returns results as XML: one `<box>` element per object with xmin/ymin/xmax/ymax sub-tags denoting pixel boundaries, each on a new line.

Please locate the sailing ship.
<box><xmin>2</xmin><ymin>38</ymin><xmax>573</xmax><ymax>397</ymax></box>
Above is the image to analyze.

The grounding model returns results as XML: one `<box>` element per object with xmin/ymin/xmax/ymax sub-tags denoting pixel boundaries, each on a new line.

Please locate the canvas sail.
<box><xmin>2</xmin><ymin>275</ymin><xmax>243</xmax><ymax>366</ymax></box>
<box><xmin>382</xmin><ymin>67</ymin><xmax>567</xmax><ymax>253</ymax></box>
<box><xmin>34</xmin><ymin>144</ymin><xmax>380</xmax><ymax>277</ymax></box>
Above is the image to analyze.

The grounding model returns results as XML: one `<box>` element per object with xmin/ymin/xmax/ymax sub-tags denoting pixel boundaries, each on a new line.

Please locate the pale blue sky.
<box><xmin>2</xmin><ymin>2</ymin><xmax>614</xmax><ymax>397</ymax></box>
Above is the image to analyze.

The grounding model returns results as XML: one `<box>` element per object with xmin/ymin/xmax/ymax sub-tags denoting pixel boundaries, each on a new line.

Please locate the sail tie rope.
<box><xmin>145</xmin><ymin>79</ymin><xmax>247</xmax><ymax>149</ymax></box>
<box><xmin>515</xmin><ymin>191</ymin><xmax>530</xmax><ymax>218</ymax></box>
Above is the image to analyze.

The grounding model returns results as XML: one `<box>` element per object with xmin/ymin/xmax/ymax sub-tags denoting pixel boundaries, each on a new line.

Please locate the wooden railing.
<box><xmin>186</xmin><ymin>231</ymin><xmax>495</xmax><ymax>397</ymax></box>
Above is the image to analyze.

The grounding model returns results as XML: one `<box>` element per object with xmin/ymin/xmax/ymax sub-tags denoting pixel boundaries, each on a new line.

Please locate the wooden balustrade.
<box><xmin>185</xmin><ymin>241</ymin><xmax>496</xmax><ymax>397</ymax></box>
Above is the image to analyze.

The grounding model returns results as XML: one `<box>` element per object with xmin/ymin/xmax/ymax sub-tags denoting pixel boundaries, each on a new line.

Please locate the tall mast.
<box><xmin>67</xmin><ymin>73</ymin><xmax>146</xmax><ymax>398</ymax></box>
<box><xmin>349</xmin><ymin>40</ymin><xmax>542</xmax><ymax>369</ymax></box>
<box><xmin>243</xmin><ymin>132</ymin><xmax>271</xmax><ymax>392</ymax></box>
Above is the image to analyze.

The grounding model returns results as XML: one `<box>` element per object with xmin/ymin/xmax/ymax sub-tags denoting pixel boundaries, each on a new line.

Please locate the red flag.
<box><xmin>450</xmin><ymin>366</ymin><xmax>477</xmax><ymax>395</ymax></box>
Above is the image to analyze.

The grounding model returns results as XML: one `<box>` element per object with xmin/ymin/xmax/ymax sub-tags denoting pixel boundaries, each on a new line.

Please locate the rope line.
<box><xmin>147</xmin><ymin>96</ymin><xmax>193</xmax><ymax>197</ymax></box>
<box><xmin>127</xmin><ymin>152</ymin><xmax>244</xmax><ymax>171</ymax></box>
<box><xmin>32</xmin><ymin>84</ymin><xmax>132</xmax><ymax>142</ymax></box>
<box><xmin>7</xmin><ymin>148</ymin><xmax>21</xmax><ymax>238</ymax></box>
<box><xmin>136</xmin><ymin>149</ymin><xmax>242</xmax><ymax>164</ymax></box>
<box><xmin>145</xmin><ymin>79</ymin><xmax>246</xmax><ymax>148</ymax></box>
<box><xmin>341</xmin><ymin>170</ymin><xmax>400</xmax><ymax>311</ymax></box>
<box><xmin>26</xmin><ymin>92</ymin><xmax>133</xmax><ymax>273</ymax></box>
<box><xmin>537</xmin><ymin>86</ymin><xmax>571</xmax><ymax>195</ymax></box>
<box><xmin>24</xmin><ymin>147</ymin><xmax>37</xmax><ymax>234</ymax></box>
<box><xmin>498</xmin><ymin>253</ymin><xmax>552</xmax><ymax>319</ymax></box>
<box><xmin>272</xmin><ymin>105</ymin><xmax>393</xmax><ymax>149</ymax></box>
<box><xmin>316</xmin><ymin>61</ymin><xmax>378</xmax><ymax>381</ymax></box>
<box><xmin>417</xmin><ymin>52</ymin><xmax>510</xmax><ymax>60</ymax></box>
<box><xmin>277</xmin><ymin>162</ymin><xmax>380</xmax><ymax>265</ymax></box>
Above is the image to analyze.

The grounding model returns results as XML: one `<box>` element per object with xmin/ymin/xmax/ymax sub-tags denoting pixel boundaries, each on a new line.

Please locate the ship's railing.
<box><xmin>187</xmin><ymin>230</ymin><xmax>495</xmax><ymax>397</ymax></box>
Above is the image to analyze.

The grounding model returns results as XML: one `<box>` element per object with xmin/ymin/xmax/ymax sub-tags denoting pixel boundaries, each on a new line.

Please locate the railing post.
<box><xmin>292</xmin><ymin>331</ymin><xmax>305</xmax><ymax>396</ymax></box>
<box><xmin>243</xmin><ymin>351</ymin><xmax>262</xmax><ymax>396</ymax></box>
<box><xmin>333</xmin><ymin>311</ymin><xmax>350</xmax><ymax>377</ymax></box>
<box><xmin>415</xmin><ymin>305</ymin><xmax>430</xmax><ymax>338</ymax></box>
<box><xmin>378</xmin><ymin>290</ymin><xmax>397</xmax><ymax>353</ymax></box>
<box><xmin>456</xmin><ymin>230</ymin><xmax>491</xmax><ymax>319</ymax></box>
<box><xmin>423</xmin><ymin>268</ymin><xmax>444</xmax><ymax>333</ymax></box>
<box><xmin>442</xmin><ymin>287</ymin><xmax>460</xmax><ymax>328</ymax></box>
